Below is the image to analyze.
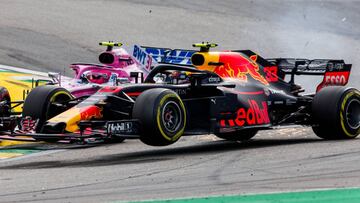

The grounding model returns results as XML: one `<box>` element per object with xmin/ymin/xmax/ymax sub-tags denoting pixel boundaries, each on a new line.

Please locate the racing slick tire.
<box><xmin>312</xmin><ymin>86</ymin><xmax>360</xmax><ymax>139</ymax></box>
<box><xmin>133</xmin><ymin>88</ymin><xmax>186</xmax><ymax>146</ymax></box>
<box><xmin>22</xmin><ymin>85</ymin><xmax>74</xmax><ymax>133</ymax></box>
<box><xmin>215</xmin><ymin>129</ymin><xmax>258</xmax><ymax>141</ymax></box>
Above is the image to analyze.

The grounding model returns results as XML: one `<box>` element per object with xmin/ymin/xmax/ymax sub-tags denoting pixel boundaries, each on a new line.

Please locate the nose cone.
<box><xmin>47</xmin><ymin>106</ymin><xmax>102</xmax><ymax>133</ymax></box>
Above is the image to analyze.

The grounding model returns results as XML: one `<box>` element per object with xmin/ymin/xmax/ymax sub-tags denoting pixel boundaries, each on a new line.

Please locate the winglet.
<box><xmin>99</xmin><ymin>41</ymin><xmax>123</xmax><ymax>51</ymax></box>
<box><xmin>192</xmin><ymin>42</ymin><xmax>218</xmax><ymax>52</ymax></box>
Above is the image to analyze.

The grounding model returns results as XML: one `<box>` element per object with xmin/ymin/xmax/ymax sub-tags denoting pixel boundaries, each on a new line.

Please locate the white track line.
<box><xmin>0</xmin><ymin>64</ymin><xmax>49</xmax><ymax>76</ymax></box>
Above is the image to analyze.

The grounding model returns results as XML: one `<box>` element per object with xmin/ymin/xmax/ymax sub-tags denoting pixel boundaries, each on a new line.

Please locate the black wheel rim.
<box><xmin>346</xmin><ymin>98</ymin><xmax>360</xmax><ymax>130</ymax></box>
<box><xmin>161</xmin><ymin>101</ymin><xmax>182</xmax><ymax>133</ymax></box>
<box><xmin>47</xmin><ymin>93</ymin><xmax>72</xmax><ymax>119</ymax></box>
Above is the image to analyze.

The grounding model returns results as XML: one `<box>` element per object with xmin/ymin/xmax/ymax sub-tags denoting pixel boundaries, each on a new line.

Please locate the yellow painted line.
<box><xmin>0</xmin><ymin>139</ymin><xmax>31</xmax><ymax>147</ymax></box>
<box><xmin>0</xmin><ymin>149</ymin><xmax>43</xmax><ymax>160</ymax></box>
<box><xmin>0</xmin><ymin>152</ymin><xmax>23</xmax><ymax>159</ymax></box>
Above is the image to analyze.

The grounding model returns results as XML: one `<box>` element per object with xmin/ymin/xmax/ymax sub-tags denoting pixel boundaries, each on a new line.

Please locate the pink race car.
<box><xmin>49</xmin><ymin>42</ymin><xmax>150</xmax><ymax>98</ymax></box>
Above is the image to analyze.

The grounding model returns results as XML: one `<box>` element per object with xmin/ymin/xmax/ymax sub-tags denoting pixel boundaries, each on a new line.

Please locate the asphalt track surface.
<box><xmin>0</xmin><ymin>0</ymin><xmax>360</xmax><ymax>202</ymax></box>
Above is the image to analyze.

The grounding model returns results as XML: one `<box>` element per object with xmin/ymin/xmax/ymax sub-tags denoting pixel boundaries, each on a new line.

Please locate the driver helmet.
<box><xmin>81</xmin><ymin>71</ymin><xmax>109</xmax><ymax>84</ymax></box>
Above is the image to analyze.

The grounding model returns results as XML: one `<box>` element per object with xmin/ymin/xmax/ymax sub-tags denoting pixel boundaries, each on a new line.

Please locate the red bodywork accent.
<box><xmin>228</xmin><ymin>119</ymin><xmax>235</xmax><ymax>127</ymax></box>
<box><xmin>264</xmin><ymin>66</ymin><xmax>279</xmax><ymax>82</ymax></box>
<box><xmin>98</xmin><ymin>86</ymin><xmax>123</xmax><ymax>93</ymax></box>
<box><xmin>125</xmin><ymin>92</ymin><xmax>142</xmax><ymax>96</ymax></box>
<box><xmin>316</xmin><ymin>71</ymin><xmax>350</xmax><ymax>92</ymax></box>
<box><xmin>220</xmin><ymin>120</ymin><xmax>226</xmax><ymax>127</ymax></box>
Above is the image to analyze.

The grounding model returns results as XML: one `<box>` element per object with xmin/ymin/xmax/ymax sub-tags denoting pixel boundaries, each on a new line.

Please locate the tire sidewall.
<box><xmin>22</xmin><ymin>85</ymin><xmax>73</xmax><ymax>132</ymax></box>
<box><xmin>133</xmin><ymin>88</ymin><xmax>186</xmax><ymax>146</ymax></box>
<box><xmin>339</xmin><ymin>89</ymin><xmax>360</xmax><ymax>138</ymax></box>
<box><xmin>312</xmin><ymin>86</ymin><xmax>360</xmax><ymax>139</ymax></box>
<box><xmin>155</xmin><ymin>92</ymin><xmax>186</xmax><ymax>142</ymax></box>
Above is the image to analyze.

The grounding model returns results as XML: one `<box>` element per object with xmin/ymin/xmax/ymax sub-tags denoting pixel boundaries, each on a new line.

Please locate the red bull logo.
<box><xmin>191</xmin><ymin>51</ymin><xmax>269</xmax><ymax>85</ymax></box>
<box><xmin>220</xmin><ymin>99</ymin><xmax>270</xmax><ymax>127</ymax></box>
<box><xmin>48</xmin><ymin>105</ymin><xmax>103</xmax><ymax>132</ymax></box>
<box><xmin>80</xmin><ymin>105</ymin><xmax>102</xmax><ymax>120</ymax></box>
<box><xmin>214</xmin><ymin>54</ymin><xmax>269</xmax><ymax>85</ymax></box>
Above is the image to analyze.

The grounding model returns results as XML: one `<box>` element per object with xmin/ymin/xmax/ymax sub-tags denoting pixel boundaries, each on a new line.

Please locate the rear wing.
<box><xmin>129</xmin><ymin>45</ymin><xmax>195</xmax><ymax>75</ymax></box>
<box><xmin>267</xmin><ymin>58</ymin><xmax>352</xmax><ymax>92</ymax></box>
<box><xmin>141</xmin><ymin>46</ymin><xmax>195</xmax><ymax>65</ymax></box>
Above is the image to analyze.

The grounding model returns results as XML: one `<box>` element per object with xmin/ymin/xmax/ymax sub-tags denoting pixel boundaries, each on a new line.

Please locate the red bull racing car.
<box><xmin>0</xmin><ymin>43</ymin><xmax>359</xmax><ymax>146</ymax></box>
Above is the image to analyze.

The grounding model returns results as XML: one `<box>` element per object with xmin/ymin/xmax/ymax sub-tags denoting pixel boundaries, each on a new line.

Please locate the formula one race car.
<box><xmin>44</xmin><ymin>41</ymin><xmax>151</xmax><ymax>98</ymax></box>
<box><xmin>0</xmin><ymin>42</ymin><xmax>150</xmax><ymax>114</ymax></box>
<box><xmin>0</xmin><ymin>43</ymin><xmax>359</xmax><ymax>145</ymax></box>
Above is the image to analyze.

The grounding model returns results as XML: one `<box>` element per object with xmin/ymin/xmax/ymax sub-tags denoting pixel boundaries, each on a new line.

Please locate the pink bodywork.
<box><xmin>59</xmin><ymin>47</ymin><xmax>147</xmax><ymax>98</ymax></box>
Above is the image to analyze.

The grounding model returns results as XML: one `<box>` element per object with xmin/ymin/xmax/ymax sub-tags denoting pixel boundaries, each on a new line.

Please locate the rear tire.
<box><xmin>132</xmin><ymin>88</ymin><xmax>186</xmax><ymax>146</ymax></box>
<box><xmin>312</xmin><ymin>86</ymin><xmax>360</xmax><ymax>139</ymax></box>
<box><xmin>215</xmin><ymin>129</ymin><xmax>258</xmax><ymax>141</ymax></box>
<box><xmin>22</xmin><ymin>85</ymin><xmax>74</xmax><ymax>133</ymax></box>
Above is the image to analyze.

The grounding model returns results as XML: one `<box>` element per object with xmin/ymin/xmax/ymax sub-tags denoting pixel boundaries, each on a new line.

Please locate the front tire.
<box><xmin>22</xmin><ymin>85</ymin><xmax>74</xmax><ymax>133</ymax></box>
<box><xmin>132</xmin><ymin>88</ymin><xmax>186</xmax><ymax>146</ymax></box>
<box><xmin>312</xmin><ymin>86</ymin><xmax>360</xmax><ymax>139</ymax></box>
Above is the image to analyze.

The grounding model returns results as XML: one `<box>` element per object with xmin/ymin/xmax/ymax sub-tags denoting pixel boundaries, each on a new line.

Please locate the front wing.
<box><xmin>0</xmin><ymin>119</ymin><xmax>142</xmax><ymax>144</ymax></box>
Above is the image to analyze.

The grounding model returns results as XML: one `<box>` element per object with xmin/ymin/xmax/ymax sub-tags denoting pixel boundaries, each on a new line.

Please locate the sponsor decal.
<box><xmin>327</xmin><ymin>63</ymin><xmax>344</xmax><ymax>71</ymax></box>
<box><xmin>324</xmin><ymin>73</ymin><xmax>348</xmax><ymax>85</ymax></box>
<box><xmin>214</xmin><ymin>54</ymin><xmax>270</xmax><ymax>85</ymax></box>
<box><xmin>208</xmin><ymin>77</ymin><xmax>221</xmax><ymax>83</ymax></box>
<box><xmin>174</xmin><ymin>89</ymin><xmax>187</xmax><ymax>95</ymax></box>
<box><xmin>316</xmin><ymin>71</ymin><xmax>350</xmax><ymax>92</ymax></box>
<box><xmin>144</xmin><ymin>47</ymin><xmax>194</xmax><ymax>65</ymax></box>
<box><xmin>273</xmin><ymin>101</ymin><xmax>284</xmax><ymax>105</ymax></box>
<box><xmin>107</xmin><ymin>121</ymin><xmax>135</xmax><ymax>135</ymax></box>
<box><xmin>219</xmin><ymin>99</ymin><xmax>270</xmax><ymax>127</ymax></box>
<box><xmin>265</xmin><ymin>88</ymin><xmax>285</xmax><ymax>95</ymax></box>
<box><xmin>80</xmin><ymin>105</ymin><xmax>102</xmax><ymax>120</ymax></box>
<box><xmin>132</xmin><ymin>45</ymin><xmax>153</xmax><ymax>71</ymax></box>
